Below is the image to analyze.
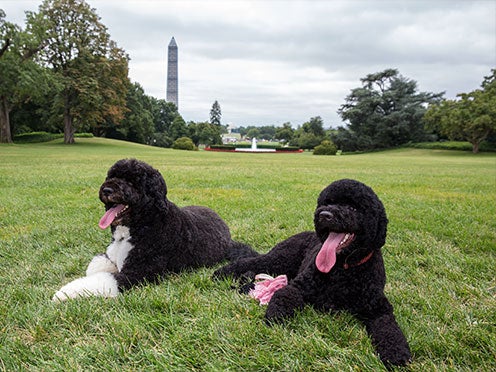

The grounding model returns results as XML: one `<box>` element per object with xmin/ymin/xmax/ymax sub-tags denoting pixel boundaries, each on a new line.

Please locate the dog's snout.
<box><xmin>102</xmin><ymin>187</ymin><xmax>114</xmax><ymax>196</ymax></box>
<box><xmin>319</xmin><ymin>210</ymin><xmax>333</xmax><ymax>221</ymax></box>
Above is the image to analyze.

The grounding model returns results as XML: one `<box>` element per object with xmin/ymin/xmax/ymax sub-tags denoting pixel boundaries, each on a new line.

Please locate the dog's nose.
<box><xmin>102</xmin><ymin>187</ymin><xmax>114</xmax><ymax>196</ymax></box>
<box><xmin>319</xmin><ymin>210</ymin><xmax>333</xmax><ymax>221</ymax></box>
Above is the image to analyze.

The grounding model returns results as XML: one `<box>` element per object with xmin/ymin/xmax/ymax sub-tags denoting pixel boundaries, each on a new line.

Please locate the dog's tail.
<box><xmin>227</xmin><ymin>241</ymin><xmax>259</xmax><ymax>261</ymax></box>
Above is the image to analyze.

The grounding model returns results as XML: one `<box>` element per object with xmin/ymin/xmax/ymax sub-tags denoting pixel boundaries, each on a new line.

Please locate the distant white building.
<box><xmin>222</xmin><ymin>132</ymin><xmax>241</xmax><ymax>144</ymax></box>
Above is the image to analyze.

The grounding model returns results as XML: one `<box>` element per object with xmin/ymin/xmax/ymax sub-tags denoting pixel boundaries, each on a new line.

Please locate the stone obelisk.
<box><xmin>166</xmin><ymin>37</ymin><xmax>178</xmax><ymax>109</ymax></box>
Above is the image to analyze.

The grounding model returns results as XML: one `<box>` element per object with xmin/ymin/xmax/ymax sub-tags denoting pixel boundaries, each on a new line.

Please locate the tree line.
<box><xmin>0</xmin><ymin>0</ymin><xmax>224</xmax><ymax>147</ymax></box>
<box><xmin>1</xmin><ymin>1</ymin><xmax>494</xmax><ymax>152</ymax></box>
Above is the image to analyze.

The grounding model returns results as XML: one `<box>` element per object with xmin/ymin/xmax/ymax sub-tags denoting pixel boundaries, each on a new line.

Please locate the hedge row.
<box><xmin>406</xmin><ymin>141</ymin><xmax>496</xmax><ymax>152</ymax></box>
<box><xmin>13</xmin><ymin>132</ymin><xmax>94</xmax><ymax>143</ymax></box>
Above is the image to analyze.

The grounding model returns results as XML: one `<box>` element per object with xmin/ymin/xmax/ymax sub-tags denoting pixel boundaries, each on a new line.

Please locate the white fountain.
<box><xmin>235</xmin><ymin>137</ymin><xmax>276</xmax><ymax>152</ymax></box>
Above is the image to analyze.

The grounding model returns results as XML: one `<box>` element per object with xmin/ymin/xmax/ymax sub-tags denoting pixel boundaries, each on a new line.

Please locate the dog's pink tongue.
<box><xmin>315</xmin><ymin>232</ymin><xmax>346</xmax><ymax>273</ymax></box>
<box><xmin>99</xmin><ymin>204</ymin><xmax>125</xmax><ymax>229</ymax></box>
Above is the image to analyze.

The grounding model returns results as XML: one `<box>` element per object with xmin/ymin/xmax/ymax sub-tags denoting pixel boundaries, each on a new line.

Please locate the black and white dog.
<box><xmin>53</xmin><ymin>159</ymin><xmax>257</xmax><ymax>301</ymax></box>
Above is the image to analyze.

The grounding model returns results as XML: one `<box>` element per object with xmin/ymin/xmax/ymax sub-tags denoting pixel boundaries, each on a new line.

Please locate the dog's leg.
<box><xmin>214</xmin><ymin>232</ymin><xmax>316</xmax><ymax>280</ymax></box>
<box><xmin>264</xmin><ymin>283</ymin><xmax>305</xmax><ymax>323</ymax></box>
<box><xmin>86</xmin><ymin>254</ymin><xmax>118</xmax><ymax>276</ymax></box>
<box><xmin>360</xmin><ymin>298</ymin><xmax>412</xmax><ymax>367</ymax></box>
<box><xmin>213</xmin><ymin>257</ymin><xmax>260</xmax><ymax>280</ymax></box>
<box><xmin>52</xmin><ymin>272</ymin><xmax>119</xmax><ymax>302</ymax></box>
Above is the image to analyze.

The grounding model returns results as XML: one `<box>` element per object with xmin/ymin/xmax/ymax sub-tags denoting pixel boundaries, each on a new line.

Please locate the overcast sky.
<box><xmin>2</xmin><ymin>0</ymin><xmax>495</xmax><ymax>128</ymax></box>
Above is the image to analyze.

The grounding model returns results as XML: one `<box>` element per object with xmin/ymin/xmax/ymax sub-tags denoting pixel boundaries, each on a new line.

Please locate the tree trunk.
<box><xmin>0</xmin><ymin>96</ymin><xmax>13</xmax><ymax>144</ymax></box>
<box><xmin>472</xmin><ymin>141</ymin><xmax>480</xmax><ymax>154</ymax></box>
<box><xmin>63</xmin><ymin>94</ymin><xmax>75</xmax><ymax>144</ymax></box>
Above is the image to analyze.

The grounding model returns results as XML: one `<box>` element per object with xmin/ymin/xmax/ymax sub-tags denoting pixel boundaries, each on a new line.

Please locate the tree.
<box><xmin>292</xmin><ymin>132</ymin><xmax>322</xmax><ymax>150</ymax></box>
<box><xmin>36</xmin><ymin>0</ymin><xmax>129</xmax><ymax>144</ymax></box>
<box><xmin>210</xmin><ymin>100</ymin><xmax>221</xmax><ymax>126</ymax></box>
<box><xmin>336</xmin><ymin>69</ymin><xmax>443</xmax><ymax>151</ymax></box>
<box><xmin>188</xmin><ymin>121</ymin><xmax>222</xmax><ymax>146</ymax></box>
<box><xmin>118</xmin><ymin>82</ymin><xmax>153</xmax><ymax>144</ymax></box>
<box><xmin>246</xmin><ymin>127</ymin><xmax>260</xmax><ymax>139</ymax></box>
<box><xmin>302</xmin><ymin>116</ymin><xmax>325</xmax><ymax>137</ymax></box>
<box><xmin>290</xmin><ymin>116</ymin><xmax>326</xmax><ymax>149</ymax></box>
<box><xmin>150</xmin><ymin>98</ymin><xmax>178</xmax><ymax>133</ymax></box>
<box><xmin>169</xmin><ymin>114</ymin><xmax>188</xmax><ymax>140</ymax></box>
<box><xmin>424</xmin><ymin>69</ymin><xmax>496</xmax><ymax>153</ymax></box>
<box><xmin>0</xmin><ymin>9</ymin><xmax>49</xmax><ymax>143</ymax></box>
<box><xmin>275</xmin><ymin>122</ymin><xmax>294</xmax><ymax>143</ymax></box>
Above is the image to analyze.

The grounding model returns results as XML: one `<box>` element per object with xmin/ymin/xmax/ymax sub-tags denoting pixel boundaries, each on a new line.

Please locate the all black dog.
<box><xmin>53</xmin><ymin>158</ymin><xmax>256</xmax><ymax>301</ymax></box>
<box><xmin>214</xmin><ymin>179</ymin><xmax>411</xmax><ymax>367</ymax></box>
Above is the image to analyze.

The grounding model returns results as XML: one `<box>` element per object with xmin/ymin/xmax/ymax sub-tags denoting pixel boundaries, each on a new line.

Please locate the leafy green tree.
<box><xmin>0</xmin><ymin>9</ymin><xmax>49</xmax><ymax>143</ymax></box>
<box><xmin>36</xmin><ymin>0</ymin><xmax>129</xmax><ymax>144</ymax></box>
<box><xmin>290</xmin><ymin>116</ymin><xmax>326</xmax><ymax>149</ymax></box>
<box><xmin>291</xmin><ymin>132</ymin><xmax>322</xmax><ymax>150</ymax></box>
<box><xmin>188</xmin><ymin>121</ymin><xmax>222</xmax><ymax>146</ymax></box>
<box><xmin>210</xmin><ymin>100</ymin><xmax>221</xmax><ymax>126</ymax></box>
<box><xmin>275</xmin><ymin>122</ymin><xmax>294</xmax><ymax>143</ymax></box>
<box><xmin>150</xmin><ymin>98</ymin><xmax>177</xmax><ymax>133</ymax></box>
<box><xmin>118</xmin><ymin>82</ymin><xmax>153</xmax><ymax>144</ymax></box>
<box><xmin>302</xmin><ymin>116</ymin><xmax>325</xmax><ymax>137</ymax></box>
<box><xmin>246</xmin><ymin>127</ymin><xmax>260</xmax><ymax>139</ymax></box>
<box><xmin>150</xmin><ymin>132</ymin><xmax>173</xmax><ymax>148</ymax></box>
<box><xmin>424</xmin><ymin>69</ymin><xmax>496</xmax><ymax>153</ymax></box>
<box><xmin>169</xmin><ymin>114</ymin><xmax>188</xmax><ymax>140</ymax></box>
<box><xmin>336</xmin><ymin>69</ymin><xmax>443</xmax><ymax>151</ymax></box>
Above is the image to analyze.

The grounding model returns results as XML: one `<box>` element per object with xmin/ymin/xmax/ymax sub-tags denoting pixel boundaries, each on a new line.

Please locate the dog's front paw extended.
<box><xmin>212</xmin><ymin>265</ymin><xmax>237</xmax><ymax>279</ymax></box>
<box><xmin>52</xmin><ymin>272</ymin><xmax>119</xmax><ymax>302</ymax></box>
<box><xmin>263</xmin><ymin>285</ymin><xmax>304</xmax><ymax>325</ymax></box>
<box><xmin>212</xmin><ymin>267</ymin><xmax>231</xmax><ymax>279</ymax></box>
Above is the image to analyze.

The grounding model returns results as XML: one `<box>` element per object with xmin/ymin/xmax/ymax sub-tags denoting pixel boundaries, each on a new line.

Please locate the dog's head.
<box><xmin>98</xmin><ymin>159</ymin><xmax>168</xmax><ymax>229</ymax></box>
<box><xmin>313</xmin><ymin>179</ymin><xmax>388</xmax><ymax>273</ymax></box>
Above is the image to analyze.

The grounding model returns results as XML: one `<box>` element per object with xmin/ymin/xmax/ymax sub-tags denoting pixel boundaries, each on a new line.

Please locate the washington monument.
<box><xmin>167</xmin><ymin>37</ymin><xmax>178</xmax><ymax>108</ymax></box>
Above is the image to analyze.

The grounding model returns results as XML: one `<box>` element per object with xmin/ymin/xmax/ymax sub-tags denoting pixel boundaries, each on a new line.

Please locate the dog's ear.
<box><xmin>144</xmin><ymin>170</ymin><xmax>169</xmax><ymax>211</ymax></box>
<box><xmin>373</xmin><ymin>202</ymin><xmax>388</xmax><ymax>250</ymax></box>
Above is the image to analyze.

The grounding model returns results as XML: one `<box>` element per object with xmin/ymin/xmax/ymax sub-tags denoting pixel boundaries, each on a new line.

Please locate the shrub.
<box><xmin>172</xmin><ymin>136</ymin><xmax>197</xmax><ymax>151</ymax></box>
<box><xmin>406</xmin><ymin>141</ymin><xmax>496</xmax><ymax>152</ymax></box>
<box><xmin>313</xmin><ymin>140</ymin><xmax>338</xmax><ymax>155</ymax></box>
<box><xmin>13</xmin><ymin>132</ymin><xmax>93</xmax><ymax>143</ymax></box>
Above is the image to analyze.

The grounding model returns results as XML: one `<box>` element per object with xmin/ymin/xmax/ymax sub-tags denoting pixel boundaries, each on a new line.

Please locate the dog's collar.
<box><xmin>343</xmin><ymin>251</ymin><xmax>374</xmax><ymax>269</ymax></box>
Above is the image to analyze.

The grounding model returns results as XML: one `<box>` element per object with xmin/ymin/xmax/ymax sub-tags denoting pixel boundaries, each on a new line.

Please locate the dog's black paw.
<box><xmin>264</xmin><ymin>305</ymin><xmax>292</xmax><ymax>326</ymax></box>
<box><xmin>263</xmin><ymin>284</ymin><xmax>304</xmax><ymax>325</ymax></box>
<box><xmin>239</xmin><ymin>282</ymin><xmax>255</xmax><ymax>294</ymax></box>
<box><xmin>212</xmin><ymin>265</ymin><xmax>233</xmax><ymax>279</ymax></box>
<box><xmin>234</xmin><ymin>271</ymin><xmax>256</xmax><ymax>293</ymax></box>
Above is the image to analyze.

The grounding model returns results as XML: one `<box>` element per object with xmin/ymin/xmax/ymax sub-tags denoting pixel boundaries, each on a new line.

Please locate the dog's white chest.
<box><xmin>106</xmin><ymin>226</ymin><xmax>134</xmax><ymax>272</ymax></box>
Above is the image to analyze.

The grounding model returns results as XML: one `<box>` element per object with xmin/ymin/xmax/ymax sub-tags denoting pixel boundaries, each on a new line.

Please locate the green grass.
<box><xmin>1</xmin><ymin>137</ymin><xmax>495</xmax><ymax>371</ymax></box>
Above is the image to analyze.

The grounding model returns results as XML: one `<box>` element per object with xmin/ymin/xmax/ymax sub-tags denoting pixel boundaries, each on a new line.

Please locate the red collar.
<box><xmin>343</xmin><ymin>251</ymin><xmax>374</xmax><ymax>269</ymax></box>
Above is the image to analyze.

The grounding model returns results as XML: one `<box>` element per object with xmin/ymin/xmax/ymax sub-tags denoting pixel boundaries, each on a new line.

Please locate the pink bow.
<box><xmin>249</xmin><ymin>274</ymin><xmax>288</xmax><ymax>305</ymax></box>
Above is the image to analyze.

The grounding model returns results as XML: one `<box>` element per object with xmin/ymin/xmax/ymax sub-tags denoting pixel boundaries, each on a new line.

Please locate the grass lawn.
<box><xmin>0</xmin><ymin>138</ymin><xmax>495</xmax><ymax>371</ymax></box>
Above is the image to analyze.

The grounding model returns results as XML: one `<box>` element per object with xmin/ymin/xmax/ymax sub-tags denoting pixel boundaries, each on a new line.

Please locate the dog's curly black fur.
<box><xmin>100</xmin><ymin>158</ymin><xmax>258</xmax><ymax>290</ymax></box>
<box><xmin>214</xmin><ymin>179</ymin><xmax>411</xmax><ymax>367</ymax></box>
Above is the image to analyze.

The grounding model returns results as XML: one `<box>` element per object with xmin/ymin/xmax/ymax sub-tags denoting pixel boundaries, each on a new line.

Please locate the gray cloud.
<box><xmin>2</xmin><ymin>0</ymin><xmax>495</xmax><ymax>127</ymax></box>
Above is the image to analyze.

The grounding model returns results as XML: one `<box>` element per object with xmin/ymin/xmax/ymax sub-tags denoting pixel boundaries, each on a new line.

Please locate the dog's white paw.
<box><xmin>52</xmin><ymin>272</ymin><xmax>119</xmax><ymax>302</ymax></box>
<box><xmin>86</xmin><ymin>254</ymin><xmax>118</xmax><ymax>276</ymax></box>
